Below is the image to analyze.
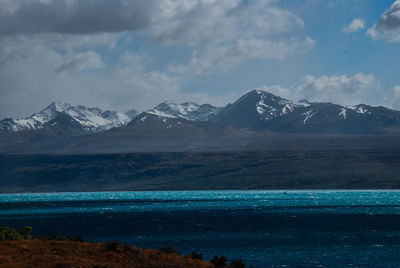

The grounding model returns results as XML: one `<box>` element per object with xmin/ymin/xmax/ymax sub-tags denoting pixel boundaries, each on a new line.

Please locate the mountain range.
<box><xmin>2</xmin><ymin>89</ymin><xmax>400</xmax><ymax>153</ymax></box>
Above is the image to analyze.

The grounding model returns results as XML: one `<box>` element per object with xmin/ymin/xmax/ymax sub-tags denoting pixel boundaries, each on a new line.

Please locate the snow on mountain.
<box><xmin>345</xmin><ymin>104</ymin><xmax>372</xmax><ymax>115</ymax></box>
<box><xmin>302</xmin><ymin>110</ymin><xmax>315</xmax><ymax>124</ymax></box>
<box><xmin>253</xmin><ymin>89</ymin><xmax>298</xmax><ymax>120</ymax></box>
<box><xmin>339</xmin><ymin>108</ymin><xmax>347</xmax><ymax>119</ymax></box>
<box><xmin>145</xmin><ymin>101</ymin><xmax>222</xmax><ymax>121</ymax></box>
<box><xmin>0</xmin><ymin>102</ymin><xmax>134</xmax><ymax>133</ymax></box>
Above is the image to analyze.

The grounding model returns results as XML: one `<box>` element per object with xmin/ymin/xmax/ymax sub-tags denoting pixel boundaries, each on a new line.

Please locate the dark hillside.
<box><xmin>2</xmin><ymin>150</ymin><xmax>400</xmax><ymax>192</ymax></box>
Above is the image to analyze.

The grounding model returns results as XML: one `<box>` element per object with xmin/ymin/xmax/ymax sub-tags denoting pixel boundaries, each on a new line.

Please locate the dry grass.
<box><xmin>0</xmin><ymin>240</ymin><xmax>213</xmax><ymax>268</ymax></box>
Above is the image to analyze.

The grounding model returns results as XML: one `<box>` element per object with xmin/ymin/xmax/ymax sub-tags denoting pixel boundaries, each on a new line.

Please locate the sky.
<box><xmin>1</xmin><ymin>0</ymin><xmax>400</xmax><ymax>118</ymax></box>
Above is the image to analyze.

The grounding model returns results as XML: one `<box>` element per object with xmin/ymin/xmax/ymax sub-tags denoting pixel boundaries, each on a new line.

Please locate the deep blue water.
<box><xmin>1</xmin><ymin>190</ymin><xmax>400</xmax><ymax>267</ymax></box>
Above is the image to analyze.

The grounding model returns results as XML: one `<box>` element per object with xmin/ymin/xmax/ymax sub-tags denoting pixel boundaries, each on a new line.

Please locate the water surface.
<box><xmin>1</xmin><ymin>190</ymin><xmax>400</xmax><ymax>267</ymax></box>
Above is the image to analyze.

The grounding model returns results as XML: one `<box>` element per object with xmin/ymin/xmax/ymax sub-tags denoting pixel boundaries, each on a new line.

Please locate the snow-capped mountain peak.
<box><xmin>249</xmin><ymin>89</ymin><xmax>298</xmax><ymax>120</ymax></box>
<box><xmin>146</xmin><ymin>101</ymin><xmax>222</xmax><ymax>121</ymax></box>
<box><xmin>0</xmin><ymin>102</ymin><xmax>135</xmax><ymax>133</ymax></box>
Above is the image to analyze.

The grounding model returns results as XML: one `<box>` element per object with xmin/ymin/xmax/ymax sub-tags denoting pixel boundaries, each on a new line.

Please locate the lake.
<box><xmin>1</xmin><ymin>190</ymin><xmax>400</xmax><ymax>267</ymax></box>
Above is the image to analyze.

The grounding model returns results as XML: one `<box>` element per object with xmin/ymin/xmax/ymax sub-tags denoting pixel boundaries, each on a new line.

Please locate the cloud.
<box><xmin>0</xmin><ymin>0</ymin><xmax>305</xmax><ymax>43</ymax></box>
<box><xmin>0</xmin><ymin>0</ymin><xmax>156</xmax><ymax>35</ymax></box>
<box><xmin>149</xmin><ymin>0</ymin><xmax>305</xmax><ymax>45</ymax></box>
<box><xmin>257</xmin><ymin>84</ymin><xmax>291</xmax><ymax>100</ymax></box>
<box><xmin>55</xmin><ymin>51</ymin><xmax>103</xmax><ymax>73</ymax></box>
<box><xmin>258</xmin><ymin>73</ymin><xmax>381</xmax><ymax>106</ymax></box>
<box><xmin>343</xmin><ymin>18</ymin><xmax>365</xmax><ymax>34</ymax></box>
<box><xmin>169</xmin><ymin>37</ymin><xmax>315</xmax><ymax>75</ymax></box>
<box><xmin>292</xmin><ymin>73</ymin><xmax>378</xmax><ymax>105</ymax></box>
<box><xmin>367</xmin><ymin>0</ymin><xmax>400</xmax><ymax>42</ymax></box>
<box><xmin>0</xmin><ymin>0</ymin><xmax>306</xmax><ymax>46</ymax></box>
<box><xmin>107</xmin><ymin>52</ymin><xmax>181</xmax><ymax>112</ymax></box>
<box><xmin>387</xmin><ymin>86</ymin><xmax>400</xmax><ymax>109</ymax></box>
<box><xmin>164</xmin><ymin>0</ymin><xmax>313</xmax><ymax>76</ymax></box>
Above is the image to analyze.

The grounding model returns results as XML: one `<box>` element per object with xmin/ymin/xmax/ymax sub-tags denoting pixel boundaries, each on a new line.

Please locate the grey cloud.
<box><xmin>55</xmin><ymin>51</ymin><xmax>104</xmax><ymax>73</ymax></box>
<box><xmin>0</xmin><ymin>0</ymin><xmax>305</xmax><ymax>46</ymax></box>
<box><xmin>169</xmin><ymin>37</ymin><xmax>315</xmax><ymax>75</ymax></box>
<box><xmin>0</xmin><ymin>0</ymin><xmax>157</xmax><ymax>36</ymax></box>
<box><xmin>150</xmin><ymin>0</ymin><xmax>305</xmax><ymax>45</ymax></box>
<box><xmin>367</xmin><ymin>0</ymin><xmax>400</xmax><ymax>42</ymax></box>
<box><xmin>374</xmin><ymin>0</ymin><xmax>400</xmax><ymax>31</ymax></box>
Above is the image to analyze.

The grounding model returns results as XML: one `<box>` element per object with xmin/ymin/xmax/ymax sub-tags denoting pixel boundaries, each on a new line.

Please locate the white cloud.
<box><xmin>343</xmin><ymin>18</ymin><xmax>365</xmax><ymax>34</ymax></box>
<box><xmin>258</xmin><ymin>73</ymin><xmax>381</xmax><ymax>106</ymax></box>
<box><xmin>387</xmin><ymin>86</ymin><xmax>400</xmax><ymax>109</ymax></box>
<box><xmin>367</xmin><ymin>0</ymin><xmax>400</xmax><ymax>42</ymax></box>
<box><xmin>292</xmin><ymin>73</ymin><xmax>378</xmax><ymax>105</ymax></box>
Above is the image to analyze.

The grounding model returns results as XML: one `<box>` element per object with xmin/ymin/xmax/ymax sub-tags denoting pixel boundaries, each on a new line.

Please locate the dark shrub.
<box><xmin>191</xmin><ymin>251</ymin><xmax>203</xmax><ymax>260</ymax></box>
<box><xmin>160</xmin><ymin>246</ymin><xmax>180</xmax><ymax>255</ymax></box>
<box><xmin>230</xmin><ymin>259</ymin><xmax>246</xmax><ymax>268</ymax></box>
<box><xmin>19</xmin><ymin>226</ymin><xmax>33</xmax><ymax>240</ymax></box>
<box><xmin>104</xmin><ymin>241</ymin><xmax>119</xmax><ymax>252</ymax></box>
<box><xmin>122</xmin><ymin>244</ymin><xmax>131</xmax><ymax>252</ymax></box>
<box><xmin>70</xmin><ymin>235</ymin><xmax>84</xmax><ymax>242</ymax></box>
<box><xmin>0</xmin><ymin>226</ymin><xmax>24</xmax><ymax>241</ymax></box>
<box><xmin>210</xmin><ymin>256</ymin><xmax>227</xmax><ymax>267</ymax></box>
<box><xmin>55</xmin><ymin>236</ymin><xmax>67</xmax><ymax>241</ymax></box>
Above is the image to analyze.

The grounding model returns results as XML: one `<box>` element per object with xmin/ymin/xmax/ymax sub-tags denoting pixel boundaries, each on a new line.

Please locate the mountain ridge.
<box><xmin>3</xmin><ymin>90</ymin><xmax>400</xmax><ymax>134</ymax></box>
<box><xmin>2</xmin><ymin>89</ymin><xmax>400</xmax><ymax>153</ymax></box>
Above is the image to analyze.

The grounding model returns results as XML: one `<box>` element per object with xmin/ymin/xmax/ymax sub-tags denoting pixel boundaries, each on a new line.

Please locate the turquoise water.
<box><xmin>1</xmin><ymin>190</ymin><xmax>400</xmax><ymax>267</ymax></box>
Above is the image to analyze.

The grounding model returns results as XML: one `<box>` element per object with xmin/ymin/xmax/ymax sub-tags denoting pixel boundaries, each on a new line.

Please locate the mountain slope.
<box><xmin>41</xmin><ymin>115</ymin><xmax>252</xmax><ymax>153</ymax></box>
<box><xmin>266</xmin><ymin>102</ymin><xmax>400</xmax><ymax>134</ymax></box>
<box><xmin>212</xmin><ymin>89</ymin><xmax>299</xmax><ymax>130</ymax></box>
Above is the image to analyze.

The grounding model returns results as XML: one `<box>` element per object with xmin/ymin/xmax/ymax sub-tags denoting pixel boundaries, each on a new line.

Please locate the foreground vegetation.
<box><xmin>0</xmin><ymin>239</ymin><xmax>250</xmax><ymax>268</ymax></box>
<box><xmin>0</xmin><ymin>225</ymin><xmax>249</xmax><ymax>267</ymax></box>
<box><xmin>0</xmin><ymin>225</ymin><xmax>32</xmax><ymax>241</ymax></box>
